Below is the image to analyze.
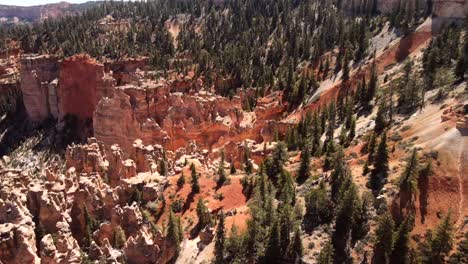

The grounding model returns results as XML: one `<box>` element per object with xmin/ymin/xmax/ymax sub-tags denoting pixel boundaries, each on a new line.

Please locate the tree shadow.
<box><xmin>418</xmin><ymin>172</ymin><xmax>429</xmax><ymax>224</ymax></box>
<box><xmin>395</xmin><ymin>34</ymin><xmax>413</xmax><ymax>63</ymax></box>
<box><xmin>183</xmin><ymin>191</ymin><xmax>195</xmax><ymax>213</ymax></box>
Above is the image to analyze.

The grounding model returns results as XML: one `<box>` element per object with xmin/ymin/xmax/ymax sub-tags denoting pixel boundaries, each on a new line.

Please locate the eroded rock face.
<box><xmin>0</xmin><ymin>199</ymin><xmax>40</xmax><ymax>264</ymax></box>
<box><xmin>93</xmin><ymin>78</ymin><xmax>285</xmax><ymax>160</ymax></box>
<box><xmin>433</xmin><ymin>0</ymin><xmax>467</xmax><ymax>19</ymax></box>
<box><xmin>123</xmin><ymin>226</ymin><xmax>161</xmax><ymax>264</ymax></box>
<box><xmin>20</xmin><ymin>55</ymin><xmax>59</xmax><ymax>122</ymax></box>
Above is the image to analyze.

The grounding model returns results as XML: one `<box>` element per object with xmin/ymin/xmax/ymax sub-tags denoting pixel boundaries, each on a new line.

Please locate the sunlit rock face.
<box><xmin>20</xmin><ymin>54</ymin><xmax>59</xmax><ymax>122</ymax></box>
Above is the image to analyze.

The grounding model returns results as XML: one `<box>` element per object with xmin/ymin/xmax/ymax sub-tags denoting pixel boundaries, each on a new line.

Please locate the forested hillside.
<box><xmin>0</xmin><ymin>0</ymin><xmax>466</xmax><ymax>263</ymax></box>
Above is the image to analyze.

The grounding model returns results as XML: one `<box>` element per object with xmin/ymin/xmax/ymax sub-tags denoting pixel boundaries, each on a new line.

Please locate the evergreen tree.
<box><xmin>455</xmin><ymin>33</ymin><xmax>468</xmax><ymax>81</ymax></box>
<box><xmin>191</xmin><ymin>163</ymin><xmax>200</xmax><ymax>194</ymax></box>
<box><xmin>398</xmin><ymin>149</ymin><xmax>419</xmax><ymax>212</ymax></box>
<box><xmin>218</xmin><ymin>150</ymin><xmax>227</xmax><ymax>186</ymax></box>
<box><xmin>167</xmin><ymin>209</ymin><xmax>182</xmax><ymax>254</ymax></box>
<box><xmin>374</xmin><ymin>101</ymin><xmax>387</xmax><ymax>134</ymax></box>
<box><xmin>279</xmin><ymin>204</ymin><xmax>293</xmax><ymax>257</ymax></box>
<box><xmin>215</xmin><ymin>211</ymin><xmax>226</xmax><ymax>264</ymax></box>
<box><xmin>159</xmin><ymin>158</ymin><xmax>167</xmax><ymax>176</ymax></box>
<box><xmin>266</xmin><ymin>220</ymin><xmax>281</xmax><ymax>264</ymax></box>
<box><xmin>317</xmin><ymin>240</ymin><xmax>334</xmax><ymax>264</ymax></box>
<box><xmin>448</xmin><ymin>232</ymin><xmax>468</xmax><ymax>264</ymax></box>
<box><xmin>113</xmin><ymin>226</ymin><xmax>127</xmax><ymax>249</ymax></box>
<box><xmin>177</xmin><ymin>172</ymin><xmax>185</xmax><ymax>188</ymax></box>
<box><xmin>365</xmin><ymin>54</ymin><xmax>378</xmax><ymax>107</ymax></box>
<box><xmin>244</xmin><ymin>142</ymin><xmax>254</xmax><ymax>175</ymax></box>
<box><xmin>268</xmin><ymin>141</ymin><xmax>288</xmax><ymax>180</ymax></box>
<box><xmin>330</xmin><ymin>147</ymin><xmax>348</xmax><ymax>201</ymax></box>
<box><xmin>348</xmin><ymin>116</ymin><xmax>356</xmax><ymax>145</ymax></box>
<box><xmin>342</xmin><ymin>48</ymin><xmax>350</xmax><ymax>82</ymax></box>
<box><xmin>332</xmin><ymin>179</ymin><xmax>359</xmax><ymax>263</ymax></box>
<box><xmin>366</xmin><ymin>132</ymin><xmax>377</xmax><ymax>163</ymax></box>
<box><xmin>370</xmin><ymin>132</ymin><xmax>389</xmax><ymax>191</ymax></box>
<box><xmin>290</xmin><ymin>227</ymin><xmax>303</xmax><ymax>263</ymax></box>
<box><xmin>312</xmin><ymin>111</ymin><xmax>322</xmax><ymax>156</ymax></box>
<box><xmin>390</xmin><ymin>216</ymin><xmax>413</xmax><ymax>264</ymax></box>
<box><xmin>297</xmin><ymin>147</ymin><xmax>311</xmax><ymax>183</ymax></box>
<box><xmin>372</xmin><ymin>213</ymin><xmax>395</xmax><ymax>264</ymax></box>
<box><xmin>428</xmin><ymin>213</ymin><xmax>454</xmax><ymax>264</ymax></box>
<box><xmin>196</xmin><ymin>198</ymin><xmax>211</xmax><ymax>229</ymax></box>
<box><xmin>245</xmin><ymin>202</ymin><xmax>267</xmax><ymax>262</ymax></box>
<box><xmin>305</xmin><ymin>182</ymin><xmax>333</xmax><ymax>231</ymax></box>
<box><xmin>278</xmin><ymin>170</ymin><xmax>296</xmax><ymax>206</ymax></box>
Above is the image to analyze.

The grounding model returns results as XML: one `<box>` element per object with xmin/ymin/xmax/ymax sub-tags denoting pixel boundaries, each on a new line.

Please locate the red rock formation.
<box><xmin>20</xmin><ymin>55</ymin><xmax>59</xmax><ymax>122</ymax></box>
<box><xmin>57</xmin><ymin>54</ymin><xmax>108</xmax><ymax>135</ymax></box>
<box><xmin>93</xmin><ymin>78</ymin><xmax>286</xmax><ymax>160</ymax></box>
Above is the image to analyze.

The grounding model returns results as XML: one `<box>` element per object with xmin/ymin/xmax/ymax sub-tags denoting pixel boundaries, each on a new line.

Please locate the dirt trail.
<box><xmin>456</xmin><ymin>132</ymin><xmax>467</xmax><ymax>230</ymax></box>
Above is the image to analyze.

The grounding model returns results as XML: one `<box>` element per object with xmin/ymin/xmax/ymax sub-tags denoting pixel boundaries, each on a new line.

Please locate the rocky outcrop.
<box><xmin>123</xmin><ymin>226</ymin><xmax>161</xmax><ymax>264</ymax></box>
<box><xmin>0</xmin><ymin>199</ymin><xmax>40</xmax><ymax>264</ymax></box>
<box><xmin>20</xmin><ymin>55</ymin><xmax>59</xmax><ymax>122</ymax></box>
<box><xmin>94</xmin><ymin>78</ymin><xmax>285</xmax><ymax>159</ymax></box>
<box><xmin>58</xmin><ymin>55</ymin><xmax>106</xmax><ymax>123</ymax></box>
<box><xmin>20</xmin><ymin>54</ymin><xmax>113</xmax><ymax>136</ymax></box>
<box><xmin>432</xmin><ymin>0</ymin><xmax>467</xmax><ymax>19</ymax></box>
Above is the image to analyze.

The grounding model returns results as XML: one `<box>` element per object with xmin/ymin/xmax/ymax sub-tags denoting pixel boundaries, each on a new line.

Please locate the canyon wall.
<box><xmin>19</xmin><ymin>53</ymin><xmax>285</xmax><ymax>158</ymax></box>
<box><xmin>20</xmin><ymin>55</ymin><xmax>59</xmax><ymax>122</ymax></box>
<box><xmin>432</xmin><ymin>0</ymin><xmax>467</xmax><ymax>19</ymax></box>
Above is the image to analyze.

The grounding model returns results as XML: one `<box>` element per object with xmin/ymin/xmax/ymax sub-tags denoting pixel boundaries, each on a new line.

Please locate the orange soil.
<box><xmin>157</xmin><ymin>163</ymin><xmax>249</xmax><ymax>237</ymax></box>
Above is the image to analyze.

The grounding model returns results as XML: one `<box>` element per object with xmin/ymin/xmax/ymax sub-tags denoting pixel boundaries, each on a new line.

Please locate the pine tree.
<box><xmin>365</xmin><ymin>54</ymin><xmax>378</xmax><ymax>108</ymax></box>
<box><xmin>191</xmin><ymin>163</ymin><xmax>200</xmax><ymax>194</ymax></box>
<box><xmin>290</xmin><ymin>227</ymin><xmax>303</xmax><ymax>262</ymax></box>
<box><xmin>217</xmin><ymin>150</ymin><xmax>227</xmax><ymax>186</ymax></box>
<box><xmin>113</xmin><ymin>226</ymin><xmax>127</xmax><ymax>249</ymax></box>
<box><xmin>177</xmin><ymin>172</ymin><xmax>185</xmax><ymax>188</ymax></box>
<box><xmin>278</xmin><ymin>170</ymin><xmax>296</xmax><ymax>206</ymax></box>
<box><xmin>244</xmin><ymin>142</ymin><xmax>254</xmax><ymax>175</ymax></box>
<box><xmin>167</xmin><ymin>209</ymin><xmax>182</xmax><ymax>253</ymax></box>
<box><xmin>429</xmin><ymin>212</ymin><xmax>454</xmax><ymax>263</ymax></box>
<box><xmin>266</xmin><ymin>220</ymin><xmax>281</xmax><ymax>264</ymax></box>
<box><xmin>455</xmin><ymin>33</ymin><xmax>468</xmax><ymax>81</ymax></box>
<box><xmin>348</xmin><ymin>116</ymin><xmax>356</xmax><ymax>144</ymax></box>
<box><xmin>312</xmin><ymin>111</ymin><xmax>322</xmax><ymax>156</ymax></box>
<box><xmin>317</xmin><ymin>240</ymin><xmax>334</xmax><ymax>264</ymax></box>
<box><xmin>370</xmin><ymin>132</ymin><xmax>389</xmax><ymax>190</ymax></box>
<box><xmin>332</xmin><ymin>179</ymin><xmax>359</xmax><ymax>263</ymax></box>
<box><xmin>342</xmin><ymin>48</ymin><xmax>350</xmax><ymax>82</ymax></box>
<box><xmin>215</xmin><ymin>211</ymin><xmax>226</xmax><ymax>264</ymax></box>
<box><xmin>279</xmin><ymin>204</ymin><xmax>293</xmax><ymax>257</ymax></box>
<box><xmin>390</xmin><ymin>216</ymin><xmax>413</xmax><ymax>264</ymax></box>
<box><xmin>297</xmin><ymin>147</ymin><xmax>311</xmax><ymax>183</ymax></box>
<box><xmin>230</xmin><ymin>163</ymin><xmax>236</xmax><ymax>174</ymax></box>
<box><xmin>398</xmin><ymin>149</ymin><xmax>419</xmax><ymax>210</ymax></box>
<box><xmin>159</xmin><ymin>159</ymin><xmax>167</xmax><ymax>176</ymax></box>
<box><xmin>366</xmin><ymin>133</ymin><xmax>377</xmax><ymax>162</ymax></box>
<box><xmin>330</xmin><ymin>147</ymin><xmax>348</xmax><ymax>201</ymax></box>
<box><xmin>305</xmin><ymin>182</ymin><xmax>333</xmax><ymax>230</ymax></box>
<box><xmin>372</xmin><ymin>213</ymin><xmax>395</xmax><ymax>264</ymax></box>
<box><xmin>269</xmin><ymin>141</ymin><xmax>288</xmax><ymax>180</ymax></box>
<box><xmin>245</xmin><ymin>202</ymin><xmax>267</xmax><ymax>262</ymax></box>
<box><xmin>196</xmin><ymin>198</ymin><xmax>211</xmax><ymax>229</ymax></box>
<box><xmin>448</xmin><ymin>232</ymin><xmax>468</xmax><ymax>264</ymax></box>
<box><xmin>374</xmin><ymin>101</ymin><xmax>387</xmax><ymax>134</ymax></box>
